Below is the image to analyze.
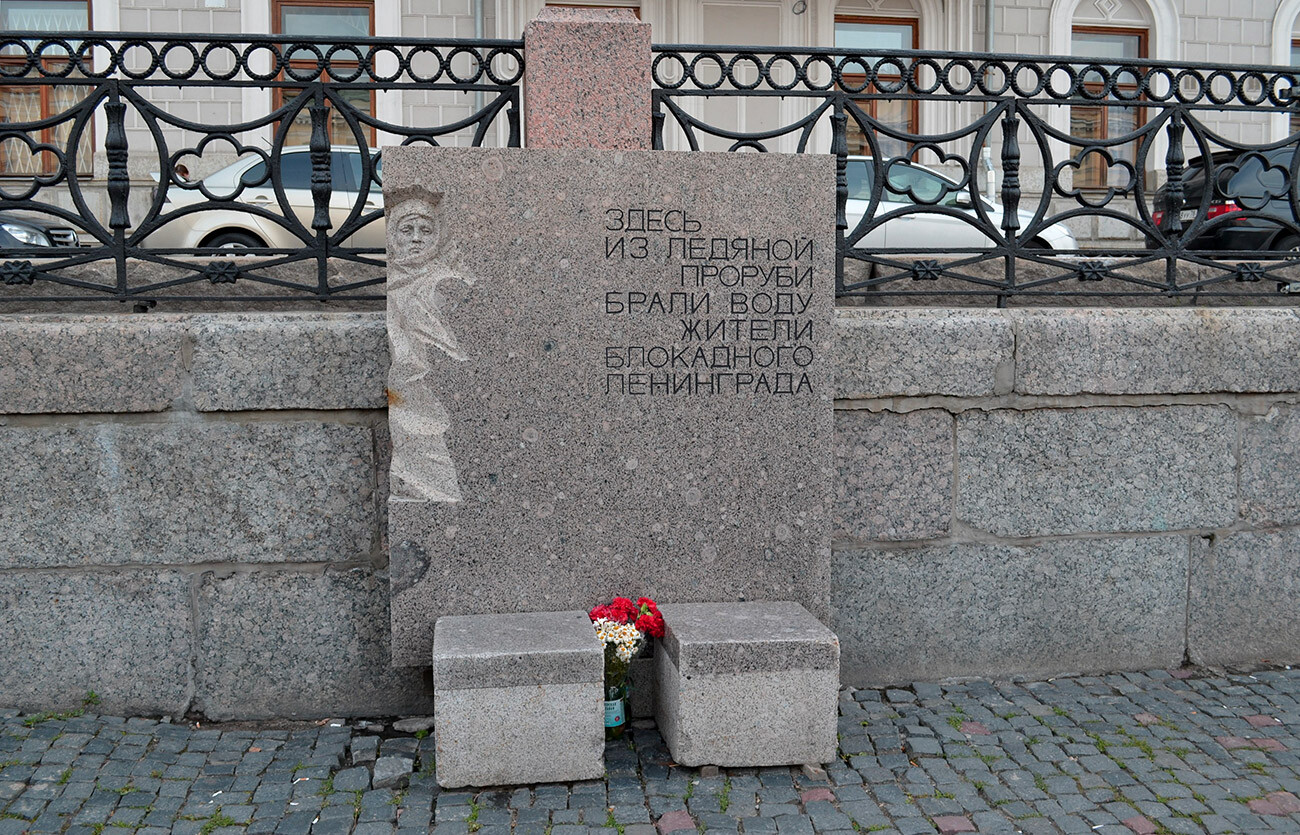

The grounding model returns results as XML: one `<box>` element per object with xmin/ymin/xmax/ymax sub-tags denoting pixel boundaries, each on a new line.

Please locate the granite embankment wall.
<box><xmin>1</xmin><ymin>308</ymin><xmax>1297</xmax><ymax>719</ymax></box>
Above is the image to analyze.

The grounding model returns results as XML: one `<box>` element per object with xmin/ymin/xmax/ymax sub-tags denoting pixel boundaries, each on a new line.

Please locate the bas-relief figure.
<box><xmin>386</xmin><ymin>185</ymin><xmax>476</xmax><ymax>503</ymax></box>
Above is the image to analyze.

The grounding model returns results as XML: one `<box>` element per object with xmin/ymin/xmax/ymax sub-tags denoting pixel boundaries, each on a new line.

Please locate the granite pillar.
<box><xmin>523</xmin><ymin>7</ymin><xmax>651</xmax><ymax>150</ymax></box>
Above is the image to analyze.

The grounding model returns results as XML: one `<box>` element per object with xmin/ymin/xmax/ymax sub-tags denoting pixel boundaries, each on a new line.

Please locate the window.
<box><xmin>274</xmin><ymin>0</ymin><xmax>375</xmax><ymax>146</ymax></box>
<box><xmin>1070</xmin><ymin>26</ymin><xmax>1146</xmax><ymax>189</ymax></box>
<box><xmin>1292</xmin><ymin>40</ymin><xmax>1300</xmax><ymax>134</ymax></box>
<box><xmin>834</xmin><ymin>16</ymin><xmax>918</xmax><ymax>160</ymax></box>
<box><xmin>0</xmin><ymin>0</ymin><xmax>92</xmax><ymax>176</ymax></box>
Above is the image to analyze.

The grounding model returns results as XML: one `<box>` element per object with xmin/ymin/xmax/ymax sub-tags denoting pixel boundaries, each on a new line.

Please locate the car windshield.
<box><xmin>845</xmin><ymin>159</ymin><xmax>966</xmax><ymax>207</ymax></box>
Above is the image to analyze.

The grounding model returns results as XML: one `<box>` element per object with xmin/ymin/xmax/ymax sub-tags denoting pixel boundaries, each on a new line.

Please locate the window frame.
<box><xmin>1070</xmin><ymin>24</ymin><xmax>1148</xmax><ymax>191</ymax></box>
<box><xmin>0</xmin><ymin>0</ymin><xmax>93</xmax><ymax>177</ymax></box>
<box><xmin>272</xmin><ymin>0</ymin><xmax>376</xmax><ymax>147</ymax></box>
<box><xmin>834</xmin><ymin>14</ymin><xmax>920</xmax><ymax>160</ymax></box>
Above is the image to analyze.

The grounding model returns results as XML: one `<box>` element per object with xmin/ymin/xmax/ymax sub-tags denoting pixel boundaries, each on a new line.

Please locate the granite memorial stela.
<box><xmin>384</xmin><ymin>147</ymin><xmax>834</xmax><ymax>665</ymax></box>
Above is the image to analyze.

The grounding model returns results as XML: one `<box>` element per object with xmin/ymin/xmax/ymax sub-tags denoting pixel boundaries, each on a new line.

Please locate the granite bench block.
<box><xmin>655</xmin><ymin>601</ymin><xmax>839</xmax><ymax>768</ymax></box>
<box><xmin>432</xmin><ymin>610</ymin><xmax>604</xmax><ymax>788</ymax></box>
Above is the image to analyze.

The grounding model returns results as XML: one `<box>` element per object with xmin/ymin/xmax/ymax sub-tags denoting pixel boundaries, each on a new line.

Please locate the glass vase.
<box><xmin>604</xmin><ymin>680</ymin><xmax>629</xmax><ymax>739</ymax></box>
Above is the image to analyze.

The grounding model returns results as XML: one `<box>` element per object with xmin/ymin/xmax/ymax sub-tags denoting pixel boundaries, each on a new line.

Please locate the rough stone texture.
<box><xmin>956</xmin><ymin>405</ymin><xmax>1236</xmax><ymax>537</ymax></box>
<box><xmin>832</xmin><ymin>537</ymin><xmax>1188</xmax><ymax>684</ymax></box>
<box><xmin>834</xmin><ymin>409</ymin><xmax>952</xmax><ymax>542</ymax></box>
<box><xmin>371</xmin><ymin>756</ymin><xmax>412</xmax><ymax>790</ymax></box>
<box><xmin>1013</xmin><ymin>308</ymin><xmax>1300</xmax><ymax>395</ymax></box>
<box><xmin>1188</xmin><ymin>530</ymin><xmax>1300</xmax><ymax>667</ymax></box>
<box><xmin>835</xmin><ymin>309</ymin><xmax>1013</xmax><ymax>398</ymax></box>
<box><xmin>656</xmin><ymin>649</ymin><xmax>838</xmax><ymax>768</ymax></box>
<box><xmin>194</xmin><ymin>569</ymin><xmax>432</xmax><ymax>720</ymax></box>
<box><xmin>432</xmin><ymin>610</ymin><xmax>602</xmax><ymax>689</ymax></box>
<box><xmin>0</xmin><ymin>571</ymin><xmax>192</xmax><ymax>715</ymax></box>
<box><xmin>384</xmin><ymin>147</ymin><xmax>834</xmax><ymax>665</ymax></box>
<box><xmin>657</xmin><ymin>602</ymin><xmax>839</xmax><ymax>676</ymax></box>
<box><xmin>191</xmin><ymin>313</ymin><xmax>387</xmax><ymax>411</ymax></box>
<box><xmin>1241</xmin><ymin>405</ymin><xmax>1300</xmax><ymax>525</ymax></box>
<box><xmin>432</xmin><ymin>609</ymin><xmax>603</xmax><ymax>787</ymax></box>
<box><xmin>0</xmin><ymin>421</ymin><xmax>377</xmax><ymax>567</ymax></box>
<box><xmin>0</xmin><ymin>315</ymin><xmax>184</xmax><ymax>413</ymax></box>
<box><xmin>524</xmin><ymin>7</ymin><xmax>650</xmax><ymax>150</ymax></box>
<box><xmin>434</xmin><ymin>682</ymin><xmax>604</xmax><ymax>788</ymax></box>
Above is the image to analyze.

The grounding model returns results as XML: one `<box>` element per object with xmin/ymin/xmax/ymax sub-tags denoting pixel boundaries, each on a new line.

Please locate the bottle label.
<box><xmin>604</xmin><ymin>698</ymin><xmax>625</xmax><ymax>728</ymax></box>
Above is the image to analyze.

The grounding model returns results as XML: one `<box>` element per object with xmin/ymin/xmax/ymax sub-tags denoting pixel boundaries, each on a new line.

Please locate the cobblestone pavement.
<box><xmin>3</xmin><ymin>668</ymin><xmax>1299</xmax><ymax>835</ymax></box>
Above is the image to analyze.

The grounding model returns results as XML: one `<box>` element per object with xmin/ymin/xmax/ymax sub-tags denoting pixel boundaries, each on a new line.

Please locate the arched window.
<box><xmin>1066</xmin><ymin>0</ymin><xmax>1151</xmax><ymax>189</ymax></box>
<box><xmin>274</xmin><ymin>0</ymin><xmax>376</xmax><ymax>146</ymax></box>
<box><xmin>834</xmin><ymin>0</ymin><xmax>921</xmax><ymax>159</ymax></box>
<box><xmin>0</xmin><ymin>0</ymin><xmax>92</xmax><ymax>175</ymax></box>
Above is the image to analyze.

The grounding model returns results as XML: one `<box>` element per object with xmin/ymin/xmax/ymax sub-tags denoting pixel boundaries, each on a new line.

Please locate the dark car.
<box><xmin>0</xmin><ymin>213</ymin><xmax>82</xmax><ymax>250</ymax></box>
<box><xmin>1148</xmin><ymin>147</ymin><xmax>1300</xmax><ymax>254</ymax></box>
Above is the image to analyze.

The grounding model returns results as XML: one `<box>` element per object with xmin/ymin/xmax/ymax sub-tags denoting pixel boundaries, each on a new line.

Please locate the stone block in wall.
<box><xmin>957</xmin><ymin>406</ymin><xmax>1236</xmax><ymax>537</ymax></box>
<box><xmin>1188</xmin><ymin>530</ymin><xmax>1300</xmax><ymax>667</ymax></box>
<box><xmin>0</xmin><ymin>316</ymin><xmax>184</xmax><ymax>414</ymax></box>
<box><xmin>191</xmin><ymin>313</ymin><xmax>388</xmax><ymax>411</ymax></box>
<box><xmin>0</xmin><ymin>571</ymin><xmax>192</xmax><ymax>715</ymax></box>
<box><xmin>835</xmin><ymin>310</ymin><xmax>1013</xmax><ymax>398</ymax></box>
<box><xmin>832</xmin><ymin>537</ymin><xmax>1188</xmax><ymax>684</ymax></box>
<box><xmin>0</xmin><ymin>422</ymin><xmax>376</xmax><ymax>567</ymax></box>
<box><xmin>1013</xmin><ymin>309</ymin><xmax>1300</xmax><ymax>395</ymax></box>
<box><xmin>834</xmin><ymin>409</ymin><xmax>952</xmax><ymax>542</ymax></box>
<box><xmin>1240</xmin><ymin>405</ymin><xmax>1300</xmax><ymax>525</ymax></box>
<box><xmin>195</xmin><ymin>568</ymin><xmax>432</xmax><ymax>720</ymax></box>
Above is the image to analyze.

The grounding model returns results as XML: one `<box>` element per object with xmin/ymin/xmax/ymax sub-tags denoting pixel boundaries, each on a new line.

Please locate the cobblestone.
<box><xmin>3</xmin><ymin>669</ymin><xmax>1300</xmax><ymax>833</ymax></box>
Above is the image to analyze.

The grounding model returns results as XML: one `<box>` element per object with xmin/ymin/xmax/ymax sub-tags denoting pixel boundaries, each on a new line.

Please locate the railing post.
<box><xmin>1163</xmin><ymin>110</ymin><xmax>1186</xmax><ymax>292</ymax></box>
<box><xmin>523</xmin><ymin>7</ymin><xmax>651</xmax><ymax>149</ymax></box>
<box><xmin>999</xmin><ymin>101</ymin><xmax>1021</xmax><ymax>305</ymax></box>
<box><xmin>308</xmin><ymin>85</ymin><xmax>332</xmax><ymax>295</ymax></box>
<box><xmin>832</xmin><ymin>101</ymin><xmax>848</xmax><ymax>295</ymax></box>
<box><xmin>104</xmin><ymin>83</ymin><xmax>130</xmax><ymax>300</ymax></box>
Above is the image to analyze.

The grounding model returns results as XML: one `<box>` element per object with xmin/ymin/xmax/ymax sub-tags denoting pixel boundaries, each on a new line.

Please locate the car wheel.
<box><xmin>1273</xmin><ymin>235</ymin><xmax>1300</xmax><ymax>258</ymax></box>
<box><xmin>203</xmin><ymin>230</ymin><xmax>264</xmax><ymax>249</ymax></box>
<box><xmin>1022</xmin><ymin>237</ymin><xmax>1053</xmax><ymax>254</ymax></box>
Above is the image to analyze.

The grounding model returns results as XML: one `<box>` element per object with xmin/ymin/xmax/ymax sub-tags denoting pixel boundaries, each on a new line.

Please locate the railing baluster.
<box><xmin>104</xmin><ymin>83</ymin><xmax>130</xmax><ymax>302</ymax></box>
<box><xmin>999</xmin><ymin>101</ymin><xmax>1021</xmax><ymax>306</ymax></box>
<box><xmin>308</xmin><ymin>86</ymin><xmax>332</xmax><ymax>297</ymax></box>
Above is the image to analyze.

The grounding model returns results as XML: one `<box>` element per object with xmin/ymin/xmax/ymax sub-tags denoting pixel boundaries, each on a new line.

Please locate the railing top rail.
<box><xmin>1</xmin><ymin>31</ymin><xmax>525</xmax><ymax>48</ymax></box>
<box><xmin>650</xmin><ymin>42</ymin><xmax>1300</xmax><ymax>76</ymax></box>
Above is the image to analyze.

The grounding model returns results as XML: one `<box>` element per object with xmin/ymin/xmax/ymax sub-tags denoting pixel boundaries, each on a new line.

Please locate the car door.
<box><xmin>881</xmin><ymin>163</ymin><xmax>992</xmax><ymax>251</ymax></box>
<box><xmin>337</xmin><ymin>151</ymin><xmax>386</xmax><ymax>249</ymax></box>
<box><xmin>242</xmin><ymin>150</ymin><xmax>360</xmax><ymax>247</ymax></box>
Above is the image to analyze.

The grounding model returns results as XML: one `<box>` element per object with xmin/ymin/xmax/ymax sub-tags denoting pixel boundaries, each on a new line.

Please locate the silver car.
<box><xmin>142</xmin><ymin>147</ymin><xmax>383</xmax><ymax>250</ymax></box>
<box><xmin>845</xmin><ymin>156</ymin><xmax>1077</xmax><ymax>251</ymax></box>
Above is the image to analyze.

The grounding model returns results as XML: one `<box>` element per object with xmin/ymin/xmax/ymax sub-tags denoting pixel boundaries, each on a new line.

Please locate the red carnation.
<box><xmin>637</xmin><ymin>597</ymin><xmax>659</xmax><ymax>613</ymax></box>
<box><xmin>610</xmin><ymin>597</ymin><xmax>637</xmax><ymax>622</ymax></box>
<box><xmin>636</xmin><ymin>612</ymin><xmax>665</xmax><ymax>639</ymax></box>
<box><xmin>589</xmin><ymin>604</ymin><xmax>613</xmax><ymax>622</ymax></box>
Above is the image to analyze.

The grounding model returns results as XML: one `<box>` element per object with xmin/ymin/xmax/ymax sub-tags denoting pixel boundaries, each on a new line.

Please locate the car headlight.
<box><xmin>1</xmin><ymin>223</ymin><xmax>50</xmax><ymax>247</ymax></box>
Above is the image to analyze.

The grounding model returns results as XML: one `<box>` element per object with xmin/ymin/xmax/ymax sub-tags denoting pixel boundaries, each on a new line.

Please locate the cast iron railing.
<box><xmin>0</xmin><ymin>32</ymin><xmax>522</xmax><ymax>306</ymax></box>
<box><xmin>5</xmin><ymin>35</ymin><xmax>1300</xmax><ymax>304</ymax></box>
<box><xmin>653</xmin><ymin>46</ymin><xmax>1300</xmax><ymax>302</ymax></box>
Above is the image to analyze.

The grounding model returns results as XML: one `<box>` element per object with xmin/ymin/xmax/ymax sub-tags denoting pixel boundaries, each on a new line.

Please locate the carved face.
<box><xmin>392</xmin><ymin>204</ymin><xmax>437</xmax><ymax>265</ymax></box>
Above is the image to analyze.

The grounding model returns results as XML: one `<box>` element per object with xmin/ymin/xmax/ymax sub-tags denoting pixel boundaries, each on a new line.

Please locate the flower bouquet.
<box><xmin>589</xmin><ymin>596</ymin><xmax>665</xmax><ymax>739</ymax></box>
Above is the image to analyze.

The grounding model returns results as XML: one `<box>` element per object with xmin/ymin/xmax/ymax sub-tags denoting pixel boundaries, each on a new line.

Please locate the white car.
<box><xmin>844</xmin><ymin>156</ymin><xmax>1077</xmax><ymax>251</ymax></box>
<box><xmin>141</xmin><ymin>147</ymin><xmax>383</xmax><ymax>250</ymax></box>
